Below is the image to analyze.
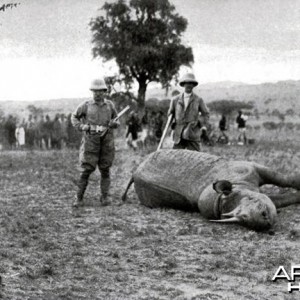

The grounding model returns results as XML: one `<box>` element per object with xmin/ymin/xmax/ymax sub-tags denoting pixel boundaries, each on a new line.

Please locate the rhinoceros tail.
<box><xmin>122</xmin><ymin>177</ymin><xmax>134</xmax><ymax>202</ymax></box>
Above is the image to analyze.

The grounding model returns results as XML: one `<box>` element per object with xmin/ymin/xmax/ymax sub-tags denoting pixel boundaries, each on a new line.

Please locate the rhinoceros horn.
<box><xmin>221</xmin><ymin>207</ymin><xmax>240</xmax><ymax>218</ymax></box>
<box><xmin>210</xmin><ymin>217</ymin><xmax>240</xmax><ymax>223</ymax></box>
<box><xmin>210</xmin><ymin>206</ymin><xmax>242</xmax><ymax>223</ymax></box>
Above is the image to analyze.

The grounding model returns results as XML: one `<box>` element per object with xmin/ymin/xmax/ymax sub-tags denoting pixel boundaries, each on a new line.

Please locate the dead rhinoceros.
<box><xmin>122</xmin><ymin>150</ymin><xmax>300</xmax><ymax>231</ymax></box>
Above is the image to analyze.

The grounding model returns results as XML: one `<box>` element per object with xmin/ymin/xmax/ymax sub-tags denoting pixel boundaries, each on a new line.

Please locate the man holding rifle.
<box><xmin>71</xmin><ymin>78</ymin><xmax>124</xmax><ymax>207</ymax></box>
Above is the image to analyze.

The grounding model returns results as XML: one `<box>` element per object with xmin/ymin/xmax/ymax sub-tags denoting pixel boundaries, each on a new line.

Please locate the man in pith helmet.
<box><xmin>71</xmin><ymin>78</ymin><xmax>120</xmax><ymax>207</ymax></box>
<box><xmin>168</xmin><ymin>73</ymin><xmax>209</xmax><ymax>151</ymax></box>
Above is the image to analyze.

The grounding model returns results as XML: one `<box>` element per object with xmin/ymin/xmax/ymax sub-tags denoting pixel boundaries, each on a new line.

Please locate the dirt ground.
<box><xmin>1</xmin><ymin>138</ymin><xmax>300</xmax><ymax>300</ymax></box>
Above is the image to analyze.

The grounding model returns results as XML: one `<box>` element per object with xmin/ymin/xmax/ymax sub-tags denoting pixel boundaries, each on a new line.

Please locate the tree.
<box><xmin>26</xmin><ymin>105</ymin><xmax>43</xmax><ymax>116</ymax></box>
<box><xmin>90</xmin><ymin>0</ymin><xmax>193</xmax><ymax>113</ymax></box>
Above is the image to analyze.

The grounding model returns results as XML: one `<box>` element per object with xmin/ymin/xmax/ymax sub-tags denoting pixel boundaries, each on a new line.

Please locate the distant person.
<box><xmin>60</xmin><ymin>114</ymin><xmax>69</xmax><ymax>148</ymax></box>
<box><xmin>71</xmin><ymin>78</ymin><xmax>120</xmax><ymax>208</ymax></box>
<box><xmin>125</xmin><ymin>111</ymin><xmax>140</xmax><ymax>150</ymax></box>
<box><xmin>168</xmin><ymin>73</ymin><xmax>209</xmax><ymax>151</ymax></box>
<box><xmin>236</xmin><ymin>110</ymin><xmax>248</xmax><ymax>145</ymax></box>
<box><xmin>37</xmin><ymin>115</ymin><xmax>46</xmax><ymax>149</ymax></box>
<box><xmin>15</xmin><ymin>120</ymin><xmax>26</xmax><ymax>149</ymax></box>
<box><xmin>33</xmin><ymin>115</ymin><xmax>41</xmax><ymax>148</ymax></box>
<box><xmin>42</xmin><ymin>114</ymin><xmax>52</xmax><ymax>149</ymax></box>
<box><xmin>25</xmin><ymin>115</ymin><xmax>35</xmax><ymax>149</ymax></box>
<box><xmin>154</xmin><ymin>111</ymin><xmax>164</xmax><ymax>142</ymax></box>
<box><xmin>5</xmin><ymin>115</ymin><xmax>16</xmax><ymax>150</ymax></box>
<box><xmin>218</xmin><ymin>114</ymin><xmax>229</xmax><ymax>144</ymax></box>
<box><xmin>51</xmin><ymin>114</ymin><xmax>62</xmax><ymax>149</ymax></box>
<box><xmin>67</xmin><ymin>113</ymin><xmax>81</xmax><ymax>148</ymax></box>
<box><xmin>141</xmin><ymin>108</ymin><xmax>149</xmax><ymax>128</ymax></box>
<box><xmin>148</xmin><ymin>111</ymin><xmax>157</xmax><ymax>138</ymax></box>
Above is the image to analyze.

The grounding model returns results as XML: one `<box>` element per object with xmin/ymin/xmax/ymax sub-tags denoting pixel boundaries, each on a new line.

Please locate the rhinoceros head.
<box><xmin>211</xmin><ymin>180</ymin><xmax>277</xmax><ymax>231</ymax></box>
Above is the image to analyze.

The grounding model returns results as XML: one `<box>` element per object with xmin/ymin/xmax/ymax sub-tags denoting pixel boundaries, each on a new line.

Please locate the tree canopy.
<box><xmin>26</xmin><ymin>105</ymin><xmax>43</xmax><ymax>116</ymax></box>
<box><xmin>90</xmin><ymin>0</ymin><xmax>193</xmax><ymax>112</ymax></box>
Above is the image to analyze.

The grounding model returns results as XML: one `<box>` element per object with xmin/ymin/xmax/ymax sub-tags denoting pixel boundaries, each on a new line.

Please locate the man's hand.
<box><xmin>81</xmin><ymin>124</ymin><xmax>90</xmax><ymax>132</ymax></box>
<box><xmin>108</xmin><ymin>120</ymin><xmax>119</xmax><ymax>129</ymax></box>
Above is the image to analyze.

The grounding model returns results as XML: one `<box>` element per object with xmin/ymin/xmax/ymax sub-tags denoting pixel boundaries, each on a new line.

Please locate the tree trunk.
<box><xmin>137</xmin><ymin>79</ymin><xmax>147</xmax><ymax>118</ymax></box>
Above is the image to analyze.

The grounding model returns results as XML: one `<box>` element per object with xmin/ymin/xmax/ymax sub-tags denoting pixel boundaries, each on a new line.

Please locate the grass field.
<box><xmin>1</xmin><ymin>136</ymin><xmax>300</xmax><ymax>299</ymax></box>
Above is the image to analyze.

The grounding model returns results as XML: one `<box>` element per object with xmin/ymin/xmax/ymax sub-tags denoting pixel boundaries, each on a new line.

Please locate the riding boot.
<box><xmin>100</xmin><ymin>168</ymin><xmax>111</xmax><ymax>206</ymax></box>
<box><xmin>73</xmin><ymin>173</ymin><xmax>90</xmax><ymax>207</ymax></box>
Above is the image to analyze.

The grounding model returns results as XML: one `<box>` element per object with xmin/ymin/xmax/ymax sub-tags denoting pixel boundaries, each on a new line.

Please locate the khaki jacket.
<box><xmin>168</xmin><ymin>92</ymin><xmax>209</xmax><ymax>144</ymax></box>
<box><xmin>71</xmin><ymin>99</ymin><xmax>117</xmax><ymax>132</ymax></box>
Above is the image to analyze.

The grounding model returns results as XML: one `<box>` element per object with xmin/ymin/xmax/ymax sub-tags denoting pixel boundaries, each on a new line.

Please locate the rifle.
<box><xmin>114</xmin><ymin>105</ymin><xmax>131</xmax><ymax>121</ymax></box>
<box><xmin>157</xmin><ymin>114</ymin><xmax>172</xmax><ymax>151</ymax></box>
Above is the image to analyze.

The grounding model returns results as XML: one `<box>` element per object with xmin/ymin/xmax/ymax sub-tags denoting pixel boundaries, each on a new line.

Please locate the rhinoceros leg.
<box><xmin>268</xmin><ymin>192</ymin><xmax>300</xmax><ymax>209</ymax></box>
<box><xmin>256</xmin><ymin>164</ymin><xmax>300</xmax><ymax>208</ymax></box>
<box><xmin>255</xmin><ymin>164</ymin><xmax>300</xmax><ymax>190</ymax></box>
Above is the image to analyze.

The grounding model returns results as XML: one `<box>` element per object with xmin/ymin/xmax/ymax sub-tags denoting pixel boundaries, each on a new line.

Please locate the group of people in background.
<box><xmin>215</xmin><ymin>110</ymin><xmax>248</xmax><ymax>145</ymax></box>
<box><xmin>0</xmin><ymin>113</ymin><xmax>81</xmax><ymax>150</ymax></box>
<box><xmin>0</xmin><ymin>109</ymin><xmax>166</xmax><ymax>152</ymax></box>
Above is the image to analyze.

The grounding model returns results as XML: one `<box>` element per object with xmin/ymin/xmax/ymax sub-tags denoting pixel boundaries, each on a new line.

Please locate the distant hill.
<box><xmin>0</xmin><ymin>98</ymin><xmax>87</xmax><ymax>119</ymax></box>
<box><xmin>146</xmin><ymin>80</ymin><xmax>300</xmax><ymax>114</ymax></box>
<box><xmin>1</xmin><ymin>80</ymin><xmax>300</xmax><ymax>118</ymax></box>
<box><xmin>197</xmin><ymin>81</ymin><xmax>246</xmax><ymax>90</ymax></box>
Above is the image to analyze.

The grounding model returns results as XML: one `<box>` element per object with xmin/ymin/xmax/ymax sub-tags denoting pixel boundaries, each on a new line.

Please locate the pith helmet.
<box><xmin>179</xmin><ymin>73</ymin><xmax>198</xmax><ymax>87</ymax></box>
<box><xmin>90</xmin><ymin>78</ymin><xmax>108</xmax><ymax>91</ymax></box>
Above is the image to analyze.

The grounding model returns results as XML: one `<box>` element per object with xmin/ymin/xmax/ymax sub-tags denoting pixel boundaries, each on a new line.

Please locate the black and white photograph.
<box><xmin>1</xmin><ymin>0</ymin><xmax>300</xmax><ymax>299</ymax></box>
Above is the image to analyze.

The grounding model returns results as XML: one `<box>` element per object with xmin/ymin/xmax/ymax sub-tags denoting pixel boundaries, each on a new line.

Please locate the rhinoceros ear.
<box><xmin>213</xmin><ymin>180</ymin><xmax>232</xmax><ymax>195</ymax></box>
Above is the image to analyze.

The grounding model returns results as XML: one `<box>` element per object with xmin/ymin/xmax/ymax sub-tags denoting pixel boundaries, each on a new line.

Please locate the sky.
<box><xmin>0</xmin><ymin>0</ymin><xmax>300</xmax><ymax>101</ymax></box>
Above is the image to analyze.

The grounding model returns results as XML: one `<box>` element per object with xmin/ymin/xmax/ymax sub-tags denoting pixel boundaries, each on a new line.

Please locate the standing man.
<box><xmin>43</xmin><ymin>115</ymin><xmax>52</xmax><ymax>149</ymax></box>
<box><xmin>71</xmin><ymin>78</ymin><xmax>119</xmax><ymax>207</ymax></box>
<box><xmin>168</xmin><ymin>73</ymin><xmax>209</xmax><ymax>151</ymax></box>
<box><xmin>125</xmin><ymin>111</ymin><xmax>140</xmax><ymax>151</ymax></box>
<box><xmin>218</xmin><ymin>114</ymin><xmax>229</xmax><ymax>143</ymax></box>
<box><xmin>25</xmin><ymin>115</ymin><xmax>35</xmax><ymax>149</ymax></box>
<box><xmin>236</xmin><ymin>110</ymin><xmax>248</xmax><ymax>145</ymax></box>
<box><xmin>5</xmin><ymin>115</ymin><xmax>17</xmax><ymax>150</ymax></box>
<box><xmin>51</xmin><ymin>114</ymin><xmax>62</xmax><ymax>149</ymax></box>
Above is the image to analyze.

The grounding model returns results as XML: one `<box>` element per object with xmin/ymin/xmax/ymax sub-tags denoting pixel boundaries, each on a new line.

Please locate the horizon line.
<box><xmin>0</xmin><ymin>78</ymin><xmax>299</xmax><ymax>103</ymax></box>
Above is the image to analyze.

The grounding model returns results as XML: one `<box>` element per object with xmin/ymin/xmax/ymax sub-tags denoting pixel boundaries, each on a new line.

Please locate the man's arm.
<box><xmin>198</xmin><ymin>98</ymin><xmax>210</xmax><ymax>124</ymax></box>
<box><xmin>71</xmin><ymin>102</ymin><xmax>88</xmax><ymax>131</ymax></box>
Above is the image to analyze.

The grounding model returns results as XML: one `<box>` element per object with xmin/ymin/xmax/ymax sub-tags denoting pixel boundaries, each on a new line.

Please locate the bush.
<box><xmin>262</xmin><ymin>122</ymin><xmax>278</xmax><ymax>130</ymax></box>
